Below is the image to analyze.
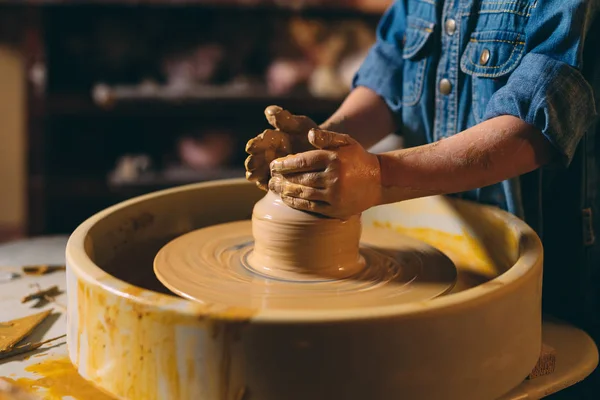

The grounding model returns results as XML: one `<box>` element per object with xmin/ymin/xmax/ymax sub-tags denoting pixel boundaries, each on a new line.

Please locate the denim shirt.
<box><xmin>353</xmin><ymin>0</ymin><xmax>600</xmax><ymax>346</ymax></box>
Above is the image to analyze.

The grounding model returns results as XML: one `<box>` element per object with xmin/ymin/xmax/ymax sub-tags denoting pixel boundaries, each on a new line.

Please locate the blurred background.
<box><xmin>0</xmin><ymin>0</ymin><xmax>395</xmax><ymax>240</ymax></box>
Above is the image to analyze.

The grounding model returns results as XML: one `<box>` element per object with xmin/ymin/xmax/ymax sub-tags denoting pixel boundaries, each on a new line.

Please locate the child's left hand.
<box><xmin>269</xmin><ymin>128</ymin><xmax>381</xmax><ymax>220</ymax></box>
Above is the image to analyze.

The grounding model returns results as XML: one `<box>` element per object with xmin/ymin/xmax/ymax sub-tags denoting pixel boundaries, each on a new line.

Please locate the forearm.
<box><xmin>320</xmin><ymin>86</ymin><xmax>397</xmax><ymax>149</ymax></box>
<box><xmin>376</xmin><ymin>115</ymin><xmax>555</xmax><ymax>205</ymax></box>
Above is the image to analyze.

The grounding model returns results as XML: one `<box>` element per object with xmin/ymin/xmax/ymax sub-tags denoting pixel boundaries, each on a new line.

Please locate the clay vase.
<box><xmin>249</xmin><ymin>190</ymin><xmax>364</xmax><ymax>280</ymax></box>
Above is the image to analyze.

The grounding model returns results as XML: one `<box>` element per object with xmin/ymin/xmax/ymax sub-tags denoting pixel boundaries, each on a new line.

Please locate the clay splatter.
<box><xmin>4</xmin><ymin>357</ymin><xmax>116</xmax><ymax>400</ymax></box>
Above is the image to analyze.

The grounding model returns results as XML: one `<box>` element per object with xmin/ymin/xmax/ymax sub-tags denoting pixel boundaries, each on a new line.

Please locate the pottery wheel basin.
<box><xmin>65</xmin><ymin>178</ymin><xmax>543</xmax><ymax>400</ymax></box>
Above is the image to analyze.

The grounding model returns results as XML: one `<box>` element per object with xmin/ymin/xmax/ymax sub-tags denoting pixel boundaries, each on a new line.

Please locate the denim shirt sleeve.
<box><xmin>484</xmin><ymin>0</ymin><xmax>598</xmax><ymax>166</ymax></box>
<box><xmin>352</xmin><ymin>1</ymin><xmax>406</xmax><ymax>125</ymax></box>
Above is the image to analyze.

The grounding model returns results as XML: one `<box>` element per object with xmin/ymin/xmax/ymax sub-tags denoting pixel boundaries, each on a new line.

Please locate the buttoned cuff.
<box><xmin>352</xmin><ymin>41</ymin><xmax>404</xmax><ymax>127</ymax></box>
<box><xmin>484</xmin><ymin>53</ymin><xmax>597</xmax><ymax>166</ymax></box>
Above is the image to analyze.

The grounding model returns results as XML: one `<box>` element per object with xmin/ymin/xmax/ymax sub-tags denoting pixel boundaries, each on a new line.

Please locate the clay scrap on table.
<box><xmin>21</xmin><ymin>286</ymin><xmax>61</xmax><ymax>304</ymax></box>
<box><xmin>0</xmin><ymin>309</ymin><xmax>53</xmax><ymax>358</ymax></box>
<box><xmin>0</xmin><ymin>335</ymin><xmax>66</xmax><ymax>361</ymax></box>
<box><xmin>22</xmin><ymin>265</ymin><xmax>66</xmax><ymax>276</ymax></box>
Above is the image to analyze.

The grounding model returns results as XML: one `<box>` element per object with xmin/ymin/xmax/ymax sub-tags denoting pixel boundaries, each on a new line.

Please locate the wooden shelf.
<box><xmin>19</xmin><ymin>3</ymin><xmax>380</xmax><ymax>235</ymax></box>
<box><xmin>45</xmin><ymin>90</ymin><xmax>344</xmax><ymax>118</ymax></box>
<box><xmin>4</xmin><ymin>0</ymin><xmax>391</xmax><ymax>14</ymax></box>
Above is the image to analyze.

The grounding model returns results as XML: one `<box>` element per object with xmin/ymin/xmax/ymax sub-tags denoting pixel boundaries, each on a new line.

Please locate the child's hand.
<box><xmin>269</xmin><ymin>128</ymin><xmax>381</xmax><ymax>219</ymax></box>
<box><xmin>245</xmin><ymin>106</ymin><xmax>318</xmax><ymax>190</ymax></box>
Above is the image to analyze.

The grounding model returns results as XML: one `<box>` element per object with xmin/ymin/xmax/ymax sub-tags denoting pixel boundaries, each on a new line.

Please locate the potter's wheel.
<box><xmin>153</xmin><ymin>220</ymin><xmax>457</xmax><ymax>309</ymax></box>
<box><xmin>66</xmin><ymin>179</ymin><xmax>546</xmax><ymax>400</ymax></box>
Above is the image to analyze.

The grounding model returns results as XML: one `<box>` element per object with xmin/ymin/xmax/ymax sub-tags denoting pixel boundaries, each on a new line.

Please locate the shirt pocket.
<box><xmin>460</xmin><ymin>30</ymin><xmax>526</xmax><ymax>123</ymax></box>
<box><xmin>402</xmin><ymin>15</ymin><xmax>435</xmax><ymax>106</ymax></box>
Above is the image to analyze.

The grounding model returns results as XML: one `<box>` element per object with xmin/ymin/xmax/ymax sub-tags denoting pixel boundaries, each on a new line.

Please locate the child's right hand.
<box><xmin>245</xmin><ymin>106</ymin><xmax>318</xmax><ymax>190</ymax></box>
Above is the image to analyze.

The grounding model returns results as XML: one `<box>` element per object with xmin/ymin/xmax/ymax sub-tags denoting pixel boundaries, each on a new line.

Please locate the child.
<box><xmin>246</xmin><ymin>1</ymin><xmax>599</xmax><ymax>397</ymax></box>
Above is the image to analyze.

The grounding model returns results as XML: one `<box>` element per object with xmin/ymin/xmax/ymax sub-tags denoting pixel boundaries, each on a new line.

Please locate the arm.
<box><xmin>320</xmin><ymin>86</ymin><xmax>396</xmax><ymax>149</ymax></box>
<box><xmin>377</xmin><ymin>115</ymin><xmax>554</xmax><ymax>204</ymax></box>
<box><xmin>270</xmin><ymin>0</ymin><xmax>597</xmax><ymax>219</ymax></box>
<box><xmin>326</xmin><ymin>0</ymin><xmax>407</xmax><ymax>148</ymax></box>
<box><xmin>245</xmin><ymin>1</ymin><xmax>404</xmax><ymax>191</ymax></box>
<box><xmin>269</xmin><ymin>116</ymin><xmax>554</xmax><ymax>219</ymax></box>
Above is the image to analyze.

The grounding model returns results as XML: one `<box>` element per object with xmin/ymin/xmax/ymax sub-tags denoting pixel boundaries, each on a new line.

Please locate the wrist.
<box><xmin>375</xmin><ymin>151</ymin><xmax>417</xmax><ymax>206</ymax></box>
<box><xmin>373</xmin><ymin>153</ymin><xmax>388</xmax><ymax>208</ymax></box>
<box><xmin>319</xmin><ymin>117</ymin><xmax>348</xmax><ymax>134</ymax></box>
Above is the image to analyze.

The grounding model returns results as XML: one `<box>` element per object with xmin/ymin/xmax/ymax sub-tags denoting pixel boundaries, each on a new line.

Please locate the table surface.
<box><xmin>0</xmin><ymin>236</ymin><xmax>598</xmax><ymax>400</ymax></box>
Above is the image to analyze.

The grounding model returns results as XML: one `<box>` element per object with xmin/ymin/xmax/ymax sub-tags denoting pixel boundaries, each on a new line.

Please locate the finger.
<box><xmin>269</xmin><ymin>176</ymin><xmax>328</xmax><ymax>202</ymax></box>
<box><xmin>245</xmin><ymin>170</ymin><xmax>258</xmax><ymax>182</ymax></box>
<box><xmin>265</xmin><ymin>105</ymin><xmax>317</xmax><ymax>135</ymax></box>
<box><xmin>255</xmin><ymin>181</ymin><xmax>269</xmax><ymax>191</ymax></box>
<box><xmin>308</xmin><ymin>128</ymin><xmax>355</xmax><ymax>150</ymax></box>
<box><xmin>280</xmin><ymin>171</ymin><xmax>328</xmax><ymax>188</ymax></box>
<box><xmin>255</xmin><ymin>164</ymin><xmax>271</xmax><ymax>181</ymax></box>
<box><xmin>280</xmin><ymin>195</ymin><xmax>330</xmax><ymax>215</ymax></box>
<box><xmin>245</xmin><ymin>135</ymin><xmax>263</xmax><ymax>153</ymax></box>
<box><xmin>246</xmin><ymin>164</ymin><xmax>270</xmax><ymax>181</ymax></box>
<box><xmin>245</xmin><ymin>169</ymin><xmax>269</xmax><ymax>187</ymax></box>
<box><xmin>246</xmin><ymin>129</ymin><xmax>290</xmax><ymax>154</ymax></box>
<box><xmin>244</xmin><ymin>154</ymin><xmax>265</xmax><ymax>172</ymax></box>
<box><xmin>270</xmin><ymin>150</ymin><xmax>331</xmax><ymax>174</ymax></box>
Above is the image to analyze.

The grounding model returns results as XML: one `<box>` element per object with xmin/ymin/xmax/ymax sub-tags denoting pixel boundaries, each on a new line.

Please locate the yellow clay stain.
<box><xmin>4</xmin><ymin>357</ymin><xmax>116</xmax><ymax>400</ymax></box>
<box><xmin>372</xmin><ymin>220</ymin><xmax>511</xmax><ymax>280</ymax></box>
<box><xmin>121</xmin><ymin>285</ymin><xmax>145</xmax><ymax>298</ymax></box>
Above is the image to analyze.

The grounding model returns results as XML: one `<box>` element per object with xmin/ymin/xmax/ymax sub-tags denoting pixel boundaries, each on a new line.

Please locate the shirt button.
<box><xmin>439</xmin><ymin>78</ymin><xmax>452</xmax><ymax>95</ymax></box>
<box><xmin>479</xmin><ymin>48</ymin><xmax>491</xmax><ymax>65</ymax></box>
<box><xmin>445</xmin><ymin>19</ymin><xmax>456</xmax><ymax>35</ymax></box>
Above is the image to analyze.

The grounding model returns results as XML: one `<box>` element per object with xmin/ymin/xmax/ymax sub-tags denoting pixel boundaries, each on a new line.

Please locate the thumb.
<box><xmin>264</xmin><ymin>105</ymin><xmax>317</xmax><ymax>134</ymax></box>
<box><xmin>308</xmin><ymin>128</ymin><xmax>356</xmax><ymax>149</ymax></box>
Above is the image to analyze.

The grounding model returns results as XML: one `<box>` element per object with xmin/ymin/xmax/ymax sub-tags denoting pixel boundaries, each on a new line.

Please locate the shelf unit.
<box><xmin>3</xmin><ymin>1</ymin><xmax>389</xmax><ymax>235</ymax></box>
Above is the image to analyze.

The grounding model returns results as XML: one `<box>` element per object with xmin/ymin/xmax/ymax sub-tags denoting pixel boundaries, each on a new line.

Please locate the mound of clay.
<box><xmin>250</xmin><ymin>190</ymin><xmax>364</xmax><ymax>280</ymax></box>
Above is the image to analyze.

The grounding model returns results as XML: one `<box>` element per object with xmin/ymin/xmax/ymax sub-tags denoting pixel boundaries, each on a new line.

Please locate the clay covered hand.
<box><xmin>269</xmin><ymin>128</ymin><xmax>381</xmax><ymax>220</ymax></box>
<box><xmin>245</xmin><ymin>106</ymin><xmax>318</xmax><ymax>190</ymax></box>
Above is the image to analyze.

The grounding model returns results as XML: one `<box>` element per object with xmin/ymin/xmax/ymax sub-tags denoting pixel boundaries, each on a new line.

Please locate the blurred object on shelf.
<box><xmin>162</xmin><ymin>43</ymin><xmax>226</xmax><ymax>88</ymax></box>
<box><xmin>90</xmin><ymin>13</ymin><xmax>376</xmax><ymax>103</ymax></box>
<box><xmin>109</xmin><ymin>154</ymin><xmax>153</xmax><ymax>184</ymax></box>
<box><xmin>338</xmin><ymin>48</ymin><xmax>370</xmax><ymax>89</ymax></box>
<box><xmin>309</xmin><ymin>66</ymin><xmax>348</xmax><ymax>98</ymax></box>
<box><xmin>92</xmin><ymin>80</ymin><xmax>163</xmax><ymax>107</ymax></box>
<box><xmin>177</xmin><ymin>130</ymin><xmax>236</xmax><ymax>170</ymax></box>
<box><xmin>265</xmin><ymin>59</ymin><xmax>313</xmax><ymax>96</ymax></box>
<box><xmin>283</xmin><ymin>16</ymin><xmax>376</xmax><ymax>98</ymax></box>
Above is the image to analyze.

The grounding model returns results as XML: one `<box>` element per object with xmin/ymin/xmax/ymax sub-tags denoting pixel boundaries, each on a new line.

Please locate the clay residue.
<box><xmin>245</xmin><ymin>105</ymin><xmax>318</xmax><ymax>190</ymax></box>
<box><xmin>74</xmin><ymin>276</ymin><xmax>248</xmax><ymax>400</ymax></box>
<box><xmin>2</xmin><ymin>357</ymin><xmax>116</xmax><ymax>400</ymax></box>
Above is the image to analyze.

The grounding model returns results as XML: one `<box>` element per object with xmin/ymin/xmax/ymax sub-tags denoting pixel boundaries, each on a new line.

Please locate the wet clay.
<box><xmin>3</xmin><ymin>357</ymin><xmax>115</xmax><ymax>400</ymax></box>
<box><xmin>153</xmin><ymin>216</ymin><xmax>457</xmax><ymax>310</ymax></box>
<box><xmin>251</xmin><ymin>190</ymin><xmax>364</xmax><ymax>280</ymax></box>
<box><xmin>245</xmin><ymin>106</ymin><xmax>318</xmax><ymax>190</ymax></box>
